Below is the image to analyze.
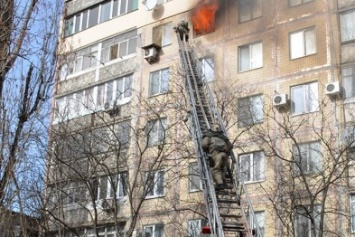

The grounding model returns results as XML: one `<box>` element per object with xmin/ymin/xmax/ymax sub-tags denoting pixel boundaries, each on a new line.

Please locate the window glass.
<box><xmin>239</xmin><ymin>42</ymin><xmax>262</xmax><ymax>71</ymax></box>
<box><xmin>239</xmin><ymin>0</ymin><xmax>262</xmax><ymax>22</ymax></box>
<box><xmin>150</xmin><ymin>68</ymin><xmax>170</xmax><ymax>96</ymax></box>
<box><xmin>88</xmin><ymin>6</ymin><xmax>99</xmax><ymax>28</ymax></box>
<box><xmin>294</xmin><ymin>206</ymin><xmax>321</xmax><ymax>237</ymax></box>
<box><xmin>120</xmin><ymin>0</ymin><xmax>127</xmax><ymax>15</ymax></box>
<box><xmin>351</xmin><ymin>194</ymin><xmax>355</xmax><ymax>233</ymax></box>
<box><xmin>291</xmin><ymin>82</ymin><xmax>319</xmax><ymax>115</ymax></box>
<box><xmin>82</xmin><ymin>10</ymin><xmax>88</xmax><ymax>30</ymax></box>
<box><xmin>100</xmin><ymin>1</ymin><xmax>112</xmax><ymax>23</ymax></box>
<box><xmin>189</xmin><ymin>163</ymin><xmax>202</xmax><ymax>191</ymax></box>
<box><xmin>343</xmin><ymin>66</ymin><xmax>355</xmax><ymax>100</ymax></box>
<box><xmin>240</xmin><ymin>151</ymin><xmax>264</xmax><ymax>182</ymax></box>
<box><xmin>200</xmin><ymin>57</ymin><xmax>214</xmax><ymax>83</ymax></box>
<box><xmin>340</xmin><ymin>10</ymin><xmax>355</xmax><ymax>42</ymax></box>
<box><xmin>293</xmin><ymin>142</ymin><xmax>322</xmax><ymax>175</ymax></box>
<box><xmin>64</xmin><ymin>17</ymin><xmax>74</xmax><ymax>37</ymax></box>
<box><xmin>290</xmin><ymin>28</ymin><xmax>316</xmax><ymax>59</ymax></box>
<box><xmin>238</xmin><ymin>95</ymin><xmax>263</xmax><ymax>127</ymax></box>
<box><xmin>74</xmin><ymin>14</ymin><xmax>81</xmax><ymax>33</ymax></box>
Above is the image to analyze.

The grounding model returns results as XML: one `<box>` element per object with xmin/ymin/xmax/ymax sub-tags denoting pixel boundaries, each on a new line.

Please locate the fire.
<box><xmin>192</xmin><ymin>0</ymin><xmax>219</xmax><ymax>35</ymax></box>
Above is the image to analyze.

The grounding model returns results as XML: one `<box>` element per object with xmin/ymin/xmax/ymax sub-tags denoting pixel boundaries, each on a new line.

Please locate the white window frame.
<box><xmin>293</xmin><ymin>142</ymin><xmax>322</xmax><ymax>175</ymax></box>
<box><xmin>237</xmin><ymin>94</ymin><xmax>264</xmax><ymax>127</ymax></box>
<box><xmin>343</xmin><ymin>66</ymin><xmax>355</xmax><ymax>102</ymax></box>
<box><xmin>199</xmin><ymin>57</ymin><xmax>214</xmax><ymax>83</ymax></box>
<box><xmin>87</xmin><ymin>226</ymin><xmax>122</xmax><ymax>237</ymax></box>
<box><xmin>240</xmin><ymin>151</ymin><xmax>265</xmax><ymax>183</ymax></box>
<box><xmin>291</xmin><ymin>82</ymin><xmax>319</xmax><ymax>115</ymax></box>
<box><xmin>247</xmin><ymin>211</ymin><xmax>265</xmax><ymax>237</ymax></box>
<box><xmin>96</xmin><ymin>172</ymin><xmax>128</xmax><ymax>200</ymax></box>
<box><xmin>187</xmin><ymin>219</ymin><xmax>207</xmax><ymax>237</ymax></box>
<box><xmin>239</xmin><ymin>0</ymin><xmax>262</xmax><ymax>23</ymax></box>
<box><xmin>149</xmin><ymin>68</ymin><xmax>170</xmax><ymax>96</ymax></box>
<box><xmin>63</xmin><ymin>182</ymin><xmax>85</xmax><ymax>206</ymax></box>
<box><xmin>145</xmin><ymin>170</ymin><xmax>165</xmax><ymax>198</ymax></box>
<box><xmin>288</xmin><ymin>0</ymin><xmax>313</xmax><ymax>7</ymax></box>
<box><xmin>153</xmin><ymin>22</ymin><xmax>173</xmax><ymax>47</ymax></box>
<box><xmin>188</xmin><ymin>163</ymin><xmax>202</xmax><ymax>192</ymax></box>
<box><xmin>340</xmin><ymin>9</ymin><xmax>355</xmax><ymax>43</ymax></box>
<box><xmin>294</xmin><ymin>205</ymin><xmax>321</xmax><ymax>237</ymax></box>
<box><xmin>238</xmin><ymin>42</ymin><xmax>263</xmax><ymax>72</ymax></box>
<box><xmin>143</xmin><ymin>224</ymin><xmax>164</xmax><ymax>237</ymax></box>
<box><xmin>351</xmin><ymin>194</ymin><xmax>355</xmax><ymax>233</ymax></box>
<box><xmin>290</xmin><ymin>27</ymin><xmax>316</xmax><ymax>59</ymax></box>
<box><xmin>146</xmin><ymin>118</ymin><xmax>167</xmax><ymax>146</ymax></box>
<box><xmin>157</xmin><ymin>0</ymin><xmax>172</xmax><ymax>5</ymax></box>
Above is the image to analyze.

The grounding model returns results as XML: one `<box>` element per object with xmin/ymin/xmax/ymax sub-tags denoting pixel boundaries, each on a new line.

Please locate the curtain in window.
<box><xmin>253</xmin><ymin>152</ymin><xmax>264</xmax><ymax>180</ymax></box>
<box><xmin>290</xmin><ymin>31</ymin><xmax>304</xmax><ymax>59</ymax></box>
<box><xmin>305</xmin><ymin>29</ymin><xmax>316</xmax><ymax>55</ymax></box>
<box><xmin>150</xmin><ymin>71</ymin><xmax>160</xmax><ymax>95</ymax></box>
<box><xmin>239</xmin><ymin>45</ymin><xmax>250</xmax><ymax>71</ymax></box>
<box><xmin>251</xmin><ymin>42</ymin><xmax>263</xmax><ymax>69</ymax></box>
<box><xmin>341</xmin><ymin>11</ymin><xmax>355</xmax><ymax>42</ymax></box>
<box><xmin>240</xmin><ymin>154</ymin><xmax>251</xmax><ymax>181</ymax></box>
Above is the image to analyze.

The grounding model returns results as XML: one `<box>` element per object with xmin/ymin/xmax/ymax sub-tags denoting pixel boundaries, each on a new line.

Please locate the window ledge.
<box><xmin>244</xmin><ymin>179</ymin><xmax>265</xmax><ymax>184</ymax></box>
<box><xmin>238</xmin><ymin>66</ymin><xmax>263</xmax><ymax>73</ymax></box>
<box><xmin>290</xmin><ymin>52</ymin><xmax>317</xmax><ymax>61</ymax></box>
<box><xmin>145</xmin><ymin>195</ymin><xmax>165</xmax><ymax>200</ymax></box>
<box><xmin>291</xmin><ymin>109</ymin><xmax>319</xmax><ymax>117</ymax></box>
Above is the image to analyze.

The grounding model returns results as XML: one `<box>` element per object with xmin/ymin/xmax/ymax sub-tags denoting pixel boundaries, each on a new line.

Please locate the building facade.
<box><xmin>47</xmin><ymin>0</ymin><xmax>355</xmax><ymax>236</ymax></box>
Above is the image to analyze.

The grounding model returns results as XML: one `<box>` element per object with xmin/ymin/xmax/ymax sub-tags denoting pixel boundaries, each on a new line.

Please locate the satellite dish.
<box><xmin>142</xmin><ymin>0</ymin><xmax>157</xmax><ymax>11</ymax></box>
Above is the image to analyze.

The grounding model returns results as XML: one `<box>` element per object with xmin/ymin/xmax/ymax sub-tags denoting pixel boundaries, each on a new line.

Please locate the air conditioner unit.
<box><xmin>273</xmin><ymin>94</ymin><xmax>288</xmax><ymax>107</ymax></box>
<box><xmin>101</xmin><ymin>199</ymin><xmax>115</xmax><ymax>212</ymax></box>
<box><xmin>144</xmin><ymin>47</ymin><xmax>157</xmax><ymax>59</ymax></box>
<box><xmin>325</xmin><ymin>81</ymin><xmax>340</xmax><ymax>96</ymax></box>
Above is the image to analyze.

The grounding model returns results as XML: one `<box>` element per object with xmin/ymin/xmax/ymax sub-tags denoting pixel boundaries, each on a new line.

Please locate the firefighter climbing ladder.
<box><xmin>175</xmin><ymin>26</ymin><xmax>263</xmax><ymax>237</ymax></box>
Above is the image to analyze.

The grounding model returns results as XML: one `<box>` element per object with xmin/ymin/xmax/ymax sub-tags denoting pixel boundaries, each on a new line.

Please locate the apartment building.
<box><xmin>46</xmin><ymin>0</ymin><xmax>355</xmax><ymax>236</ymax></box>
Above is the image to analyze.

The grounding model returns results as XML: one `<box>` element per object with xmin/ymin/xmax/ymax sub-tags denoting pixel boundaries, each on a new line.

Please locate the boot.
<box><xmin>215</xmin><ymin>183</ymin><xmax>225</xmax><ymax>191</ymax></box>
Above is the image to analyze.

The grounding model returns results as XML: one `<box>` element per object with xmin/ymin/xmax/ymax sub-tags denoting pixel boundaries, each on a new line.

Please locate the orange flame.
<box><xmin>192</xmin><ymin>0</ymin><xmax>219</xmax><ymax>35</ymax></box>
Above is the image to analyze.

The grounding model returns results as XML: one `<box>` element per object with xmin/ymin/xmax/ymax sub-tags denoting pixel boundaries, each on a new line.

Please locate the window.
<box><xmin>143</xmin><ymin>224</ymin><xmax>164</xmax><ymax>237</ymax></box>
<box><xmin>187</xmin><ymin>219</ymin><xmax>207</xmax><ymax>237</ymax></box>
<box><xmin>340</xmin><ymin>10</ymin><xmax>355</xmax><ymax>43</ymax></box>
<box><xmin>294</xmin><ymin>206</ymin><xmax>321</xmax><ymax>237</ymax></box>
<box><xmin>94</xmin><ymin>172</ymin><xmax>128</xmax><ymax>200</ymax></box>
<box><xmin>64</xmin><ymin>0</ymin><xmax>138</xmax><ymax>37</ymax></box>
<box><xmin>239</xmin><ymin>0</ymin><xmax>262</xmax><ymax>22</ymax></box>
<box><xmin>72</xmin><ymin>45</ymin><xmax>98</xmax><ymax>73</ymax></box>
<box><xmin>293</xmin><ymin>142</ymin><xmax>322</xmax><ymax>175</ymax></box>
<box><xmin>239</xmin><ymin>42</ymin><xmax>263</xmax><ymax>71</ymax></box>
<box><xmin>289</xmin><ymin>0</ymin><xmax>313</xmax><ymax>7</ymax></box>
<box><xmin>290</xmin><ymin>28</ymin><xmax>316</xmax><ymax>59</ymax></box>
<box><xmin>87</xmin><ymin>226</ymin><xmax>125</xmax><ymax>237</ymax></box>
<box><xmin>100</xmin><ymin>1</ymin><xmax>112</xmax><ymax>23</ymax></box>
<box><xmin>247</xmin><ymin>211</ymin><xmax>265</xmax><ymax>236</ymax></box>
<box><xmin>64</xmin><ymin>17</ymin><xmax>74</xmax><ymax>37</ymax></box>
<box><xmin>145</xmin><ymin>170</ymin><xmax>165</xmax><ymax>198</ymax></box>
<box><xmin>96</xmin><ymin>75</ymin><xmax>133</xmax><ymax>108</ymax></box>
<box><xmin>63</xmin><ymin>182</ymin><xmax>86</xmax><ymax>205</ymax></box>
<box><xmin>351</xmin><ymin>194</ymin><xmax>355</xmax><ymax>233</ymax></box>
<box><xmin>153</xmin><ymin>22</ymin><xmax>173</xmax><ymax>47</ymax></box>
<box><xmin>146</xmin><ymin>118</ymin><xmax>167</xmax><ymax>146</ymax></box>
<box><xmin>291</xmin><ymin>82</ymin><xmax>318</xmax><ymax>115</ymax></box>
<box><xmin>237</xmin><ymin>94</ymin><xmax>263</xmax><ymax>127</ymax></box>
<box><xmin>199</xmin><ymin>57</ymin><xmax>214</xmax><ymax>83</ymax></box>
<box><xmin>343</xmin><ymin>66</ymin><xmax>355</xmax><ymax>101</ymax></box>
<box><xmin>101</xmin><ymin>30</ymin><xmax>138</xmax><ymax>63</ymax></box>
<box><xmin>189</xmin><ymin>163</ymin><xmax>202</xmax><ymax>192</ymax></box>
<box><xmin>240</xmin><ymin>151</ymin><xmax>264</xmax><ymax>182</ymax></box>
<box><xmin>88</xmin><ymin>5</ymin><xmax>100</xmax><ymax>28</ymax></box>
<box><xmin>149</xmin><ymin>68</ymin><xmax>170</xmax><ymax>96</ymax></box>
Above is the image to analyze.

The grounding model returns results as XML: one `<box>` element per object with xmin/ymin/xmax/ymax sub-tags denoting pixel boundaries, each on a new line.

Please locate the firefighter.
<box><xmin>174</xmin><ymin>20</ymin><xmax>189</xmax><ymax>41</ymax></box>
<box><xmin>202</xmin><ymin>123</ymin><xmax>233</xmax><ymax>191</ymax></box>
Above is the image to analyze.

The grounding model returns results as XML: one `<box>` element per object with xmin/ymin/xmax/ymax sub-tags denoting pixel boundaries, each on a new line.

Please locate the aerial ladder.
<box><xmin>174</xmin><ymin>22</ymin><xmax>262</xmax><ymax>237</ymax></box>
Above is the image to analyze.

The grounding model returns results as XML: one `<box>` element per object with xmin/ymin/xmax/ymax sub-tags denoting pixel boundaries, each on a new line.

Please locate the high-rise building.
<box><xmin>46</xmin><ymin>0</ymin><xmax>355</xmax><ymax>236</ymax></box>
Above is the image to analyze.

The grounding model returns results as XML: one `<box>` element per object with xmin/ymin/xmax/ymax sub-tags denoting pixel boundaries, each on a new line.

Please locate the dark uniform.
<box><xmin>202</xmin><ymin>123</ymin><xmax>233</xmax><ymax>190</ymax></box>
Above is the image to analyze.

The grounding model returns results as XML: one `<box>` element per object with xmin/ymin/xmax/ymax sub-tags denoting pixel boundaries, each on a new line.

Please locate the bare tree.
<box><xmin>0</xmin><ymin>0</ymin><xmax>62</xmax><ymax>235</ymax></box>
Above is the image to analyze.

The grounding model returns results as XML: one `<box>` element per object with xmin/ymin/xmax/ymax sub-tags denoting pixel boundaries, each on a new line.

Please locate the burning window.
<box><xmin>192</xmin><ymin>0</ymin><xmax>219</xmax><ymax>36</ymax></box>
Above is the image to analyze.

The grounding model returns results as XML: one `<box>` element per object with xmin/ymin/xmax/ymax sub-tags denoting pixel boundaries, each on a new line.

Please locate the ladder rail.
<box><xmin>177</xmin><ymin>32</ymin><xmax>225</xmax><ymax>237</ymax></box>
<box><xmin>195</xmin><ymin>43</ymin><xmax>263</xmax><ymax>237</ymax></box>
